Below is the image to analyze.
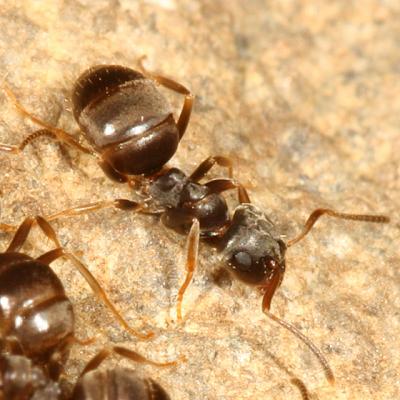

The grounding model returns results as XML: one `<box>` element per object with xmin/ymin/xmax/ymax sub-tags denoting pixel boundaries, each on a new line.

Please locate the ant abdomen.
<box><xmin>0</xmin><ymin>354</ymin><xmax>62</xmax><ymax>400</ymax></box>
<box><xmin>0</xmin><ymin>253</ymin><xmax>74</xmax><ymax>366</ymax></box>
<box><xmin>72</xmin><ymin>65</ymin><xmax>180</xmax><ymax>176</ymax></box>
<box><xmin>71</xmin><ymin>367</ymin><xmax>170</xmax><ymax>400</ymax></box>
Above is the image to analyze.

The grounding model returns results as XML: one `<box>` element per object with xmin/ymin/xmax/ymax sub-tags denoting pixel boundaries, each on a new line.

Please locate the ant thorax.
<box><xmin>148</xmin><ymin>168</ymin><xmax>230</xmax><ymax>235</ymax></box>
<box><xmin>219</xmin><ymin>204</ymin><xmax>286</xmax><ymax>286</ymax></box>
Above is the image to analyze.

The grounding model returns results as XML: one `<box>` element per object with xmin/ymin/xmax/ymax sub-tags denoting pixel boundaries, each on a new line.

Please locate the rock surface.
<box><xmin>0</xmin><ymin>1</ymin><xmax>398</xmax><ymax>399</ymax></box>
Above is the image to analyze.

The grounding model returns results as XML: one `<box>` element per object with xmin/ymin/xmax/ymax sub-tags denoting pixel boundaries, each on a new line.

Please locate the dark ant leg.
<box><xmin>138</xmin><ymin>57</ymin><xmax>194</xmax><ymax>139</ymax></box>
<box><xmin>80</xmin><ymin>345</ymin><xmax>180</xmax><ymax>377</ymax></box>
<box><xmin>287</xmin><ymin>208</ymin><xmax>390</xmax><ymax>247</ymax></box>
<box><xmin>205</xmin><ymin>178</ymin><xmax>251</xmax><ymax>203</ymax></box>
<box><xmin>8</xmin><ymin>215</ymin><xmax>154</xmax><ymax>340</ymax></box>
<box><xmin>0</xmin><ymin>84</ymin><xmax>93</xmax><ymax>155</ymax></box>
<box><xmin>176</xmin><ymin>218</ymin><xmax>200</xmax><ymax>322</ymax></box>
<box><xmin>189</xmin><ymin>155</ymin><xmax>233</xmax><ymax>180</ymax></box>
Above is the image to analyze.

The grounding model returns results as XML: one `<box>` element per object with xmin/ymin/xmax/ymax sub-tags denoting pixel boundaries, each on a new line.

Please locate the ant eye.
<box><xmin>231</xmin><ymin>251</ymin><xmax>252</xmax><ymax>272</ymax></box>
<box><xmin>228</xmin><ymin>250</ymin><xmax>278</xmax><ymax>286</ymax></box>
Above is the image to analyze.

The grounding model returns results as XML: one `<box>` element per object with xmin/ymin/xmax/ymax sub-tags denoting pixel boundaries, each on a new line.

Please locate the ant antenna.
<box><xmin>287</xmin><ymin>208</ymin><xmax>389</xmax><ymax>248</ymax></box>
<box><xmin>263</xmin><ymin>309</ymin><xmax>335</xmax><ymax>385</ymax></box>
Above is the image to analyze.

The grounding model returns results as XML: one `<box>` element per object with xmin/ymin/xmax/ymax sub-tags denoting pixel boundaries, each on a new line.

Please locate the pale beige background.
<box><xmin>0</xmin><ymin>1</ymin><xmax>399</xmax><ymax>399</ymax></box>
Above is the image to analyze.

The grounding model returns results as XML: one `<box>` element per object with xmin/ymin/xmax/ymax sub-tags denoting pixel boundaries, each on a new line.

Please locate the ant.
<box><xmin>0</xmin><ymin>62</ymin><xmax>390</xmax><ymax>384</ymax></box>
<box><xmin>0</xmin><ymin>170</ymin><xmax>390</xmax><ymax>385</ymax></box>
<box><xmin>0</xmin><ymin>216</ymin><xmax>178</xmax><ymax>399</ymax></box>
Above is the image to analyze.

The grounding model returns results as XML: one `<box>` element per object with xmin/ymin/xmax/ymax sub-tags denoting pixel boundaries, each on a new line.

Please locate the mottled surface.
<box><xmin>0</xmin><ymin>1</ymin><xmax>399</xmax><ymax>399</ymax></box>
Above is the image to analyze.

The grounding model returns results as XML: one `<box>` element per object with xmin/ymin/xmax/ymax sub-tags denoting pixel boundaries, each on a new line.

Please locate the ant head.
<box><xmin>227</xmin><ymin>246</ymin><xmax>285</xmax><ymax>286</ymax></box>
<box><xmin>221</xmin><ymin>204</ymin><xmax>287</xmax><ymax>287</ymax></box>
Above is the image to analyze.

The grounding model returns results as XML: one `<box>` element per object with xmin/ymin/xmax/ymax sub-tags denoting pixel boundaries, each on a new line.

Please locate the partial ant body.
<box><xmin>0</xmin><ymin>350</ymin><xmax>173</xmax><ymax>400</ymax></box>
<box><xmin>0</xmin><ymin>212</ymin><xmax>156</xmax><ymax>379</ymax></box>
<box><xmin>0</xmin><ymin>217</ymin><xmax>176</xmax><ymax>399</ymax></box>
<box><xmin>0</xmin><ymin>63</ymin><xmax>390</xmax><ymax>384</ymax></box>
<box><xmin>0</xmin><ymin>60</ymin><xmax>193</xmax><ymax>183</ymax></box>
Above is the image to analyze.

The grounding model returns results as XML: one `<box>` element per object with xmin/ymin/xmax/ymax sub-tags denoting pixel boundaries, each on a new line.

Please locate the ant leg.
<box><xmin>37</xmin><ymin>247</ymin><xmax>154</xmax><ymax>340</ymax></box>
<box><xmin>0</xmin><ymin>200</ymin><xmax>145</xmax><ymax>234</ymax></box>
<box><xmin>1</xmin><ymin>84</ymin><xmax>93</xmax><ymax>155</ymax></box>
<box><xmin>287</xmin><ymin>208</ymin><xmax>390</xmax><ymax>247</ymax></box>
<box><xmin>176</xmin><ymin>218</ymin><xmax>200</xmax><ymax>322</ymax></box>
<box><xmin>138</xmin><ymin>57</ymin><xmax>194</xmax><ymax>139</ymax></box>
<box><xmin>33</xmin><ymin>216</ymin><xmax>153</xmax><ymax>340</ymax></box>
<box><xmin>189</xmin><ymin>155</ymin><xmax>233</xmax><ymax>181</ymax></box>
<box><xmin>45</xmin><ymin>199</ymin><xmax>142</xmax><ymax>223</ymax></box>
<box><xmin>205</xmin><ymin>178</ymin><xmax>251</xmax><ymax>203</ymax></box>
<box><xmin>80</xmin><ymin>345</ymin><xmax>180</xmax><ymax>377</ymax></box>
<box><xmin>5</xmin><ymin>217</ymin><xmax>35</xmax><ymax>252</ymax></box>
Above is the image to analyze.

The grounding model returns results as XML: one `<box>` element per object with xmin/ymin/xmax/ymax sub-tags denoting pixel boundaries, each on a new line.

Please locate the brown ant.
<box><xmin>0</xmin><ymin>217</ymin><xmax>178</xmax><ymax>399</ymax></box>
<box><xmin>0</xmin><ymin>63</ymin><xmax>390</xmax><ymax>384</ymax></box>
<box><xmin>1</xmin><ymin>168</ymin><xmax>389</xmax><ymax>385</ymax></box>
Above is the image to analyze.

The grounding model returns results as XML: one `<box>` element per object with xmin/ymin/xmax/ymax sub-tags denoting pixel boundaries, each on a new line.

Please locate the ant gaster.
<box><xmin>0</xmin><ymin>217</ymin><xmax>177</xmax><ymax>399</ymax></box>
<box><xmin>0</xmin><ymin>58</ymin><xmax>193</xmax><ymax>183</ymax></box>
